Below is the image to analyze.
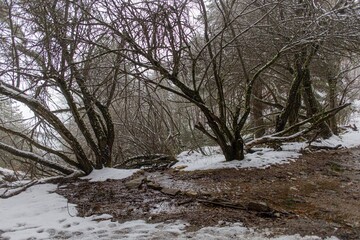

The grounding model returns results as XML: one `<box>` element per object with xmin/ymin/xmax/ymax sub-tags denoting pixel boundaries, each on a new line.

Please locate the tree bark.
<box><xmin>288</xmin><ymin>89</ymin><xmax>301</xmax><ymax>134</ymax></box>
<box><xmin>302</xmin><ymin>68</ymin><xmax>333</xmax><ymax>138</ymax></box>
<box><xmin>0</xmin><ymin>142</ymin><xmax>74</xmax><ymax>175</ymax></box>
<box><xmin>251</xmin><ymin>80</ymin><xmax>265</xmax><ymax>138</ymax></box>
<box><xmin>328</xmin><ymin>76</ymin><xmax>338</xmax><ymax>134</ymax></box>
<box><xmin>223</xmin><ymin>139</ymin><xmax>245</xmax><ymax>161</ymax></box>
<box><xmin>275</xmin><ymin>65</ymin><xmax>303</xmax><ymax>132</ymax></box>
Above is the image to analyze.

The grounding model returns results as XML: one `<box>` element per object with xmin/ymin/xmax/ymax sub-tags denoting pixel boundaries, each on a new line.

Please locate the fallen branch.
<box><xmin>306</xmin><ymin>144</ymin><xmax>343</xmax><ymax>151</ymax></box>
<box><xmin>197</xmin><ymin>198</ymin><xmax>246</xmax><ymax>210</ymax></box>
<box><xmin>246</xmin><ymin>103</ymin><xmax>350</xmax><ymax>149</ymax></box>
<box><xmin>115</xmin><ymin>154</ymin><xmax>177</xmax><ymax>169</ymax></box>
<box><xmin>0</xmin><ymin>180</ymin><xmax>38</xmax><ymax>199</ymax></box>
<box><xmin>342</xmin><ymin>124</ymin><xmax>358</xmax><ymax>131</ymax></box>
<box><xmin>0</xmin><ymin>142</ymin><xmax>75</xmax><ymax>175</ymax></box>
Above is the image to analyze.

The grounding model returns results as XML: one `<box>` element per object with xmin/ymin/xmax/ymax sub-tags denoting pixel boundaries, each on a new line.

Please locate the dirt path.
<box><xmin>57</xmin><ymin>147</ymin><xmax>360</xmax><ymax>239</ymax></box>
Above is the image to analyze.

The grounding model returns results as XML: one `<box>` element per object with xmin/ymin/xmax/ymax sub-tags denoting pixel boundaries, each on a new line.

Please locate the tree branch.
<box><xmin>246</xmin><ymin>103</ymin><xmax>351</xmax><ymax>149</ymax></box>
<box><xmin>0</xmin><ymin>125</ymin><xmax>81</xmax><ymax>169</ymax></box>
<box><xmin>0</xmin><ymin>142</ymin><xmax>74</xmax><ymax>175</ymax></box>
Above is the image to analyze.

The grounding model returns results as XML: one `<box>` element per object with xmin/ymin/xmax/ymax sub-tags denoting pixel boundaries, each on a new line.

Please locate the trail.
<box><xmin>56</xmin><ymin>148</ymin><xmax>360</xmax><ymax>240</ymax></box>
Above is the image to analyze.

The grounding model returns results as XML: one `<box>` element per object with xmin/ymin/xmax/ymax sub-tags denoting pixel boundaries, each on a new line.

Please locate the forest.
<box><xmin>1</xmin><ymin>0</ymin><xmax>360</xmax><ymax>239</ymax></box>
<box><xmin>0</xmin><ymin>0</ymin><xmax>359</xmax><ymax>176</ymax></box>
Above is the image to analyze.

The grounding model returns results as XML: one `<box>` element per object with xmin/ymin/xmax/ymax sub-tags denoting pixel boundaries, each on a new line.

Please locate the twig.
<box><xmin>67</xmin><ymin>199</ymin><xmax>76</xmax><ymax>217</ymax></box>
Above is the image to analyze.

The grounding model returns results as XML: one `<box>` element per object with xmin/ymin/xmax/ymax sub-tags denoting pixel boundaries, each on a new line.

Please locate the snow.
<box><xmin>80</xmin><ymin>167</ymin><xmax>139</xmax><ymax>182</ymax></box>
<box><xmin>173</xmin><ymin>126</ymin><xmax>360</xmax><ymax>171</ymax></box>
<box><xmin>0</xmin><ymin>167</ymin><xmax>29</xmax><ymax>196</ymax></box>
<box><xmin>0</xmin><ymin>166</ymin><xmax>16</xmax><ymax>176</ymax></box>
<box><xmin>1</xmin><ymin>101</ymin><xmax>359</xmax><ymax>240</ymax></box>
<box><xmin>173</xmin><ymin>146</ymin><xmax>304</xmax><ymax>171</ymax></box>
<box><xmin>0</xmin><ymin>169</ymin><xmax>10</xmax><ymax>182</ymax></box>
<box><xmin>0</xmin><ymin>167</ymin><xmax>24</xmax><ymax>182</ymax></box>
<box><xmin>0</xmin><ymin>183</ymin><xmax>339</xmax><ymax>240</ymax></box>
<box><xmin>0</xmin><ymin>184</ymin><xmax>184</xmax><ymax>240</ymax></box>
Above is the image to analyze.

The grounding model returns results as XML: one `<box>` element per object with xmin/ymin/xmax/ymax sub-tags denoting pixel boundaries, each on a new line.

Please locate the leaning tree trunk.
<box><xmin>251</xmin><ymin>80</ymin><xmax>265</xmax><ymax>138</ymax></box>
<box><xmin>302</xmin><ymin>68</ymin><xmax>333</xmax><ymax>139</ymax></box>
<box><xmin>327</xmin><ymin>75</ymin><xmax>338</xmax><ymax>134</ymax></box>
<box><xmin>0</xmin><ymin>81</ymin><xmax>94</xmax><ymax>175</ymax></box>
<box><xmin>275</xmin><ymin>64</ymin><xmax>303</xmax><ymax>132</ymax></box>
<box><xmin>288</xmin><ymin>89</ymin><xmax>302</xmax><ymax>134</ymax></box>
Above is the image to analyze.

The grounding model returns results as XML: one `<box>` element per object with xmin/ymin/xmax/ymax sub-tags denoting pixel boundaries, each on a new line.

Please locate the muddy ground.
<box><xmin>56</xmin><ymin>147</ymin><xmax>360</xmax><ymax>240</ymax></box>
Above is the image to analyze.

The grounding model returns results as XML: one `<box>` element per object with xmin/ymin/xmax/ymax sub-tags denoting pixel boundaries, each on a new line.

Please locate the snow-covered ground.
<box><xmin>173</xmin><ymin>100</ymin><xmax>360</xmax><ymax>171</ymax></box>
<box><xmin>0</xmin><ymin>181</ymin><xmax>339</xmax><ymax>240</ymax></box>
<box><xmin>173</xmin><ymin>146</ymin><xmax>304</xmax><ymax>171</ymax></box>
<box><xmin>1</xmin><ymin>101</ymin><xmax>359</xmax><ymax>239</ymax></box>
<box><xmin>173</xmin><ymin>128</ymin><xmax>360</xmax><ymax>171</ymax></box>
<box><xmin>80</xmin><ymin>168</ymin><xmax>139</xmax><ymax>182</ymax></box>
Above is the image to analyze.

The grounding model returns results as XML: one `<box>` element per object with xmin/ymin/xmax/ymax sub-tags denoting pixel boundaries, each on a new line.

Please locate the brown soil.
<box><xmin>56</xmin><ymin>147</ymin><xmax>360</xmax><ymax>240</ymax></box>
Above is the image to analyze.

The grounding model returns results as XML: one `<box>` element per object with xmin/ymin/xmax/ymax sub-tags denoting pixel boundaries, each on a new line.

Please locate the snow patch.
<box><xmin>181</xmin><ymin>223</ymin><xmax>339</xmax><ymax>240</ymax></box>
<box><xmin>0</xmin><ymin>167</ymin><xmax>25</xmax><ymax>182</ymax></box>
<box><xmin>80</xmin><ymin>167</ymin><xmax>139</xmax><ymax>182</ymax></box>
<box><xmin>173</xmin><ymin>145</ymin><xmax>303</xmax><ymax>171</ymax></box>
<box><xmin>173</xmin><ymin>126</ymin><xmax>360</xmax><ymax>171</ymax></box>
<box><xmin>0</xmin><ymin>166</ymin><xmax>16</xmax><ymax>176</ymax></box>
<box><xmin>173</xmin><ymin>100</ymin><xmax>360</xmax><ymax>172</ymax></box>
<box><xmin>0</xmin><ymin>184</ymin><xmax>339</xmax><ymax>240</ymax></box>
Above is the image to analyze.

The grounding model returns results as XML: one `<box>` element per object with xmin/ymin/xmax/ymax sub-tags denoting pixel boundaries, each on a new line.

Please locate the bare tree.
<box><xmin>252</xmin><ymin>0</ymin><xmax>360</xmax><ymax>138</ymax></box>
<box><xmin>0</xmin><ymin>0</ymin><xmax>120</xmax><ymax>174</ymax></box>
<box><xmin>81</xmin><ymin>0</ymin><xmax>302</xmax><ymax>160</ymax></box>
<box><xmin>85</xmin><ymin>0</ymin><xmax>360</xmax><ymax>160</ymax></box>
<box><xmin>0</xmin><ymin>0</ymin><xmax>359</xmax><ymax>175</ymax></box>
<box><xmin>112</xmin><ymin>77</ymin><xmax>182</xmax><ymax>163</ymax></box>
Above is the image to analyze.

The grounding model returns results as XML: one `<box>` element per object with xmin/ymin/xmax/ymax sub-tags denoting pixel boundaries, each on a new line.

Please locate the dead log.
<box><xmin>197</xmin><ymin>198</ymin><xmax>287</xmax><ymax>218</ymax></box>
<box><xmin>246</xmin><ymin>103</ymin><xmax>350</xmax><ymax>150</ymax></box>
<box><xmin>0</xmin><ymin>180</ymin><xmax>38</xmax><ymax>199</ymax></box>
<box><xmin>306</xmin><ymin>144</ymin><xmax>342</xmax><ymax>151</ymax></box>
<box><xmin>115</xmin><ymin>154</ymin><xmax>177</xmax><ymax>169</ymax></box>
<box><xmin>197</xmin><ymin>198</ymin><xmax>246</xmax><ymax>210</ymax></box>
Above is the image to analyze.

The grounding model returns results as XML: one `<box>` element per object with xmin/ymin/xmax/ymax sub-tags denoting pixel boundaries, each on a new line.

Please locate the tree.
<box><xmin>0</xmin><ymin>0</ymin><xmax>359</xmax><ymax>175</ymax></box>
<box><xmin>86</xmin><ymin>0</ymin><xmax>359</xmax><ymax>160</ymax></box>
<box><xmin>0</xmin><ymin>98</ymin><xmax>24</xmax><ymax>168</ymax></box>
<box><xmin>0</xmin><ymin>0</ymin><xmax>119</xmax><ymax>175</ymax></box>
<box><xmin>272</xmin><ymin>0</ymin><xmax>360</xmax><ymax>137</ymax></box>
<box><xmin>82</xmin><ymin>0</ymin><xmax>292</xmax><ymax>161</ymax></box>
<box><xmin>111</xmin><ymin>77</ymin><xmax>182</xmax><ymax>163</ymax></box>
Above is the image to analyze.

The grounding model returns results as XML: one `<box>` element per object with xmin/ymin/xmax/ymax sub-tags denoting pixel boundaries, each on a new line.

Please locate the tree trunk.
<box><xmin>251</xmin><ymin>80</ymin><xmax>265</xmax><ymax>138</ymax></box>
<box><xmin>288</xmin><ymin>89</ymin><xmax>301</xmax><ymax>134</ymax></box>
<box><xmin>221</xmin><ymin>139</ymin><xmax>245</xmax><ymax>161</ymax></box>
<box><xmin>302</xmin><ymin>68</ymin><xmax>333</xmax><ymax>139</ymax></box>
<box><xmin>195</xmin><ymin>109</ymin><xmax>245</xmax><ymax>162</ymax></box>
<box><xmin>275</xmin><ymin>68</ymin><xmax>303</xmax><ymax>132</ymax></box>
<box><xmin>328</xmin><ymin>76</ymin><xmax>338</xmax><ymax>134</ymax></box>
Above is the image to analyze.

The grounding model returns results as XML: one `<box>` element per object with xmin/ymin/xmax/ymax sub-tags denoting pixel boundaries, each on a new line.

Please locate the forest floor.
<box><xmin>57</xmin><ymin>147</ymin><xmax>360</xmax><ymax>240</ymax></box>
